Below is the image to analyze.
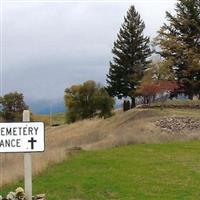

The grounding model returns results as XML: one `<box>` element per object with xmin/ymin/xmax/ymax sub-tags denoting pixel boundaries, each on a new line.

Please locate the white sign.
<box><xmin>0</xmin><ymin>122</ymin><xmax>45</xmax><ymax>153</ymax></box>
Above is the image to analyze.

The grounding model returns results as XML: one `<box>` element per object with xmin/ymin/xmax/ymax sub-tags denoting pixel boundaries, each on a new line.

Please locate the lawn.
<box><xmin>2</xmin><ymin>141</ymin><xmax>200</xmax><ymax>199</ymax></box>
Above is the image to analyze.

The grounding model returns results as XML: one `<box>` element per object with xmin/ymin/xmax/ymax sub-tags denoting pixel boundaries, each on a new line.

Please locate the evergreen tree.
<box><xmin>156</xmin><ymin>0</ymin><xmax>200</xmax><ymax>99</ymax></box>
<box><xmin>106</xmin><ymin>5</ymin><xmax>151</xmax><ymax>108</ymax></box>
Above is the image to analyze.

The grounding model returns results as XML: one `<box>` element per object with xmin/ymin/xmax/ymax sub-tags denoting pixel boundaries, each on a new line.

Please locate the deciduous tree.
<box><xmin>0</xmin><ymin>92</ymin><xmax>28</xmax><ymax>122</ymax></box>
<box><xmin>137</xmin><ymin>80</ymin><xmax>178</xmax><ymax>108</ymax></box>
<box><xmin>64</xmin><ymin>81</ymin><xmax>114</xmax><ymax>123</ymax></box>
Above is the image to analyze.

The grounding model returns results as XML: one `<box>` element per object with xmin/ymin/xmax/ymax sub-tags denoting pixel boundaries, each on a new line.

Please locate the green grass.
<box><xmin>32</xmin><ymin>112</ymin><xmax>66</xmax><ymax>126</ymax></box>
<box><xmin>151</xmin><ymin>107</ymin><xmax>200</xmax><ymax>118</ymax></box>
<box><xmin>2</xmin><ymin>141</ymin><xmax>200</xmax><ymax>199</ymax></box>
<box><xmin>51</xmin><ymin>112</ymin><xmax>66</xmax><ymax>125</ymax></box>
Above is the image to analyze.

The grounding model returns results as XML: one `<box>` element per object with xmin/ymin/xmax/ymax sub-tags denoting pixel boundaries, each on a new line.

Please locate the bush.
<box><xmin>0</xmin><ymin>92</ymin><xmax>28</xmax><ymax>122</ymax></box>
<box><xmin>151</xmin><ymin>99</ymin><xmax>200</xmax><ymax>109</ymax></box>
<box><xmin>64</xmin><ymin>81</ymin><xmax>115</xmax><ymax>123</ymax></box>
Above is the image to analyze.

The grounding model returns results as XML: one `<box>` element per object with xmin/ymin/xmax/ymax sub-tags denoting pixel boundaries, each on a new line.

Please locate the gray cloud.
<box><xmin>2</xmin><ymin>1</ymin><xmax>176</xmax><ymax>103</ymax></box>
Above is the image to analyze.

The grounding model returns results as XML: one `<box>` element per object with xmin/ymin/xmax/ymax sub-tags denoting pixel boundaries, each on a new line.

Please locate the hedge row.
<box><xmin>137</xmin><ymin>100</ymin><xmax>200</xmax><ymax>109</ymax></box>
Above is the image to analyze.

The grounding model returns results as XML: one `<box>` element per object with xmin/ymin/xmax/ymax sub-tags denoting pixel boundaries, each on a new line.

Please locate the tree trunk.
<box><xmin>160</xmin><ymin>103</ymin><xmax>164</xmax><ymax>110</ymax></box>
<box><xmin>144</xmin><ymin>96</ymin><xmax>147</xmax><ymax>104</ymax></box>
<box><xmin>123</xmin><ymin>100</ymin><xmax>126</xmax><ymax>112</ymax></box>
<box><xmin>188</xmin><ymin>93</ymin><xmax>193</xmax><ymax>100</ymax></box>
<box><xmin>152</xmin><ymin>95</ymin><xmax>156</xmax><ymax>103</ymax></box>
<box><xmin>131</xmin><ymin>97</ymin><xmax>135</xmax><ymax>108</ymax></box>
<box><xmin>123</xmin><ymin>100</ymin><xmax>131</xmax><ymax>111</ymax></box>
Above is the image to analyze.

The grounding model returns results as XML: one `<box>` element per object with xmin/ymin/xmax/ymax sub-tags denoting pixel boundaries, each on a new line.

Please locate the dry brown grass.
<box><xmin>31</xmin><ymin>114</ymin><xmax>50</xmax><ymax>126</ymax></box>
<box><xmin>1</xmin><ymin>108</ymin><xmax>200</xmax><ymax>187</ymax></box>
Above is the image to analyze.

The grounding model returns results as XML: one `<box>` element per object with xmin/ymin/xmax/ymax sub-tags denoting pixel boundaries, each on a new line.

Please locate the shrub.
<box><xmin>64</xmin><ymin>81</ymin><xmax>115</xmax><ymax>123</ymax></box>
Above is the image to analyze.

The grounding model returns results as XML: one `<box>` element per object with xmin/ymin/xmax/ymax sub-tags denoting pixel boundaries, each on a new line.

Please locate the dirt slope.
<box><xmin>48</xmin><ymin>108</ymin><xmax>200</xmax><ymax>151</ymax></box>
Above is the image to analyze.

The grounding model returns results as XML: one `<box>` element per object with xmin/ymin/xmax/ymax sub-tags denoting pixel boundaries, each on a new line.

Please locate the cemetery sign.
<box><xmin>0</xmin><ymin>122</ymin><xmax>45</xmax><ymax>153</ymax></box>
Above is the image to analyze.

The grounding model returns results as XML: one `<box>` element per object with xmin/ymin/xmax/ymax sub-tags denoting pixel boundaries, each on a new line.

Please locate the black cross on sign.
<box><xmin>28</xmin><ymin>137</ymin><xmax>37</xmax><ymax>150</ymax></box>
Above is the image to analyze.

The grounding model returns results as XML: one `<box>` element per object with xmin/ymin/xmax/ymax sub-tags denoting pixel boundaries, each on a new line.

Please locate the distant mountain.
<box><xmin>27</xmin><ymin>99</ymin><xmax>66</xmax><ymax>115</ymax></box>
<box><xmin>28</xmin><ymin>98</ymin><xmax>121</xmax><ymax>115</ymax></box>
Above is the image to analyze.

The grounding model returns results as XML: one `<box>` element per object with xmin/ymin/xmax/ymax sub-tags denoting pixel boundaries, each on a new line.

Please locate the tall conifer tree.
<box><xmin>106</xmin><ymin>5</ymin><xmax>151</xmax><ymax>107</ymax></box>
<box><xmin>157</xmin><ymin>0</ymin><xmax>200</xmax><ymax>99</ymax></box>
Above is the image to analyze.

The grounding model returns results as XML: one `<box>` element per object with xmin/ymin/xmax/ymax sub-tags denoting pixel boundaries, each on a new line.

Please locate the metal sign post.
<box><xmin>0</xmin><ymin>110</ymin><xmax>45</xmax><ymax>200</ymax></box>
<box><xmin>23</xmin><ymin>110</ymin><xmax>32</xmax><ymax>200</ymax></box>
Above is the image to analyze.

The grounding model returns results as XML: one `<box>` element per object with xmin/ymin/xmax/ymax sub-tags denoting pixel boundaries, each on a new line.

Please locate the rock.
<box><xmin>6</xmin><ymin>192</ymin><xmax>15</xmax><ymax>200</ymax></box>
<box><xmin>3</xmin><ymin>189</ymin><xmax>46</xmax><ymax>200</ymax></box>
<box><xmin>155</xmin><ymin>116</ymin><xmax>200</xmax><ymax>132</ymax></box>
<box><xmin>15</xmin><ymin>187</ymin><xmax>25</xmax><ymax>200</ymax></box>
<box><xmin>66</xmin><ymin>146</ymin><xmax>82</xmax><ymax>155</ymax></box>
<box><xmin>34</xmin><ymin>194</ymin><xmax>45</xmax><ymax>200</ymax></box>
<box><xmin>69</xmin><ymin>146</ymin><xmax>82</xmax><ymax>151</ymax></box>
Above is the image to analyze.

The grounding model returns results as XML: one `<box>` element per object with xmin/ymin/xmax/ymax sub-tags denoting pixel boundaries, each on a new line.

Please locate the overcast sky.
<box><xmin>1</xmin><ymin>0</ymin><xmax>176</xmax><ymax>104</ymax></box>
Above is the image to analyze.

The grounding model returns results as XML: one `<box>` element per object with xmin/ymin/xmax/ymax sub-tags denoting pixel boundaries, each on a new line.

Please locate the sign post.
<box><xmin>0</xmin><ymin>110</ymin><xmax>45</xmax><ymax>200</ymax></box>
<box><xmin>23</xmin><ymin>110</ymin><xmax>32</xmax><ymax>200</ymax></box>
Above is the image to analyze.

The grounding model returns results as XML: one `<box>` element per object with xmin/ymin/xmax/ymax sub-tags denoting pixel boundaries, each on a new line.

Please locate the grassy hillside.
<box><xmin>1</xmin><ymin>108</ymin><xmax>200</xmax><ymax>187</ymax></box>
<box><xmin>2</xmin><ymin>141</ymin><xmax>200</xmax><ymax>199</ymax></box>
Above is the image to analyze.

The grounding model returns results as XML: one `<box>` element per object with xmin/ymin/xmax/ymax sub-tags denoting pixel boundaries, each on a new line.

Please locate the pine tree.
<box><xmin>156</xmin><ymin>0</ymin><xmax>200</xmax><ymax>99</ymax></box>
<box><xmin>106</xmin><ymin>5</ymin><xmax>151</xmax><ymax>107</ymax></box>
